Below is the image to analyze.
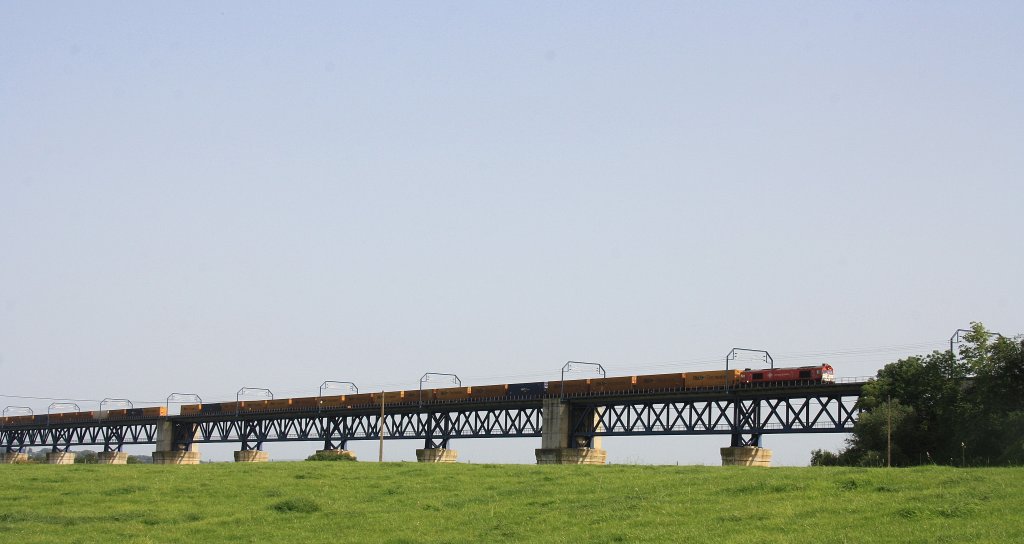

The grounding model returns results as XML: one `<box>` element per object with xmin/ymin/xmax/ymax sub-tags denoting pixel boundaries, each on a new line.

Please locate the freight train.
<box><xmin>176</xmin><ymin>364</ymin><xmax>835</xmax><ymax>416</ymax></box>
<box><xmin>0</xmin><ymin>407</ymin><xmax>166</xmax><ymax>426</ymax></box>
<box><xmin>1</xmin><ymin>364</ymin><xmax>834</xmax><ymax>424</ymax></box>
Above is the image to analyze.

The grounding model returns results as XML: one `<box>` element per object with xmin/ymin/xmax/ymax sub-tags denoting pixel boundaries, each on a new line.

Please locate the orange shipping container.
<box><xmin>217</xmin><ymin>402</ymin><xmax>240</xmax><ymax>413</ymax></box>
<box><xmin>316</xmin><ymin>395</ymin><xmax>347</xmax><ymax>409</ymax></box>
<box><xmin>634</xmin><ymin>373</ymin><xmax>687</xmax><ymax>390</ymax></box>
<box><xmin>345</xmin><ymin>393</ymin><xmax>375</xmax><ymax>407</ymax></box>
<box><xmin>266</xmin><ymin>399</ymin><xmax>294</xmax><ymax>411</ymax></box>
<box><xmin>239</xmin><ymin>400</ymin><xmax>269</xmax><ymax>413</ymax></box>
<box><xmin>140</xmin><ymin>407</ymin><xmax>167</xmax><ymax>418</ymax></box>
<box><xmin>180</xmin><ymin>404</ymin><xmax>201</xmax><ymax>416</ymax></box>
<box><xmin>468</xmin><ymin>384</ymin><xmax>508</xmax><ymax>398</ymax></box>
<box><xmin>366</xmin><ymin>392</ymin><xmax>398</xmax><ymax>406</ymax></box>
<box><xmin>591</xmin><ymin>376</ymin><xmax>637</xmax><ymax>394</ymax></box>
<box><xmin>62</xmin><ymin>411</ymin><xmax>95</xmax><ymax>422</ymax></box>
<box><xmin>684</xmin><ymin>370</ymin><xmax>742</xmax><ymax>389</ymax></box>
<box><xmin>291</xmin><ymin>396</ymin><xmax>320</xmax><ymax>409</ymax></box>
<box><xmin>433</xmin><ymin>387</ymin><xmax>471</xmax><ymax>402</ymax></box>
<box><xmin>549</xmin><ymin>379</ymin><xmax>591</xmax><ymax>396</ymax></box>
<box><xmin>402</xmin><ymin>390</ymin><xmax>429</xmax><ymax>403</ymax></box>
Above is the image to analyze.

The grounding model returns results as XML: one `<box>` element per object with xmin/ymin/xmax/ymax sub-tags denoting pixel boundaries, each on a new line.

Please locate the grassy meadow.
<box><xmin>0</xmin><ymin>462</ymin><xmax>1020</xmax><ymax>543</ymax></box>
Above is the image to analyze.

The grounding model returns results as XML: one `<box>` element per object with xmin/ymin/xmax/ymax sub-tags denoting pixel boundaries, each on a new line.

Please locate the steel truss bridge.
<box><xmin>1</xmin><ymin>421</ymin><xmax>160</xmax><ymax>453</ymax></box>
<box><xmin>1</xmin><ymin>381</ymin><xmax>865</xmax><ymax>453</ymax></box>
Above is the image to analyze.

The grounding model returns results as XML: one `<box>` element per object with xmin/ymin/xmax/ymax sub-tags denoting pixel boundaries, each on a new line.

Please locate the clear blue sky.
<box><xmin>1</xmin><ymin>3</ymin><xmax>1021</xmax><ymax>464</ymax></box>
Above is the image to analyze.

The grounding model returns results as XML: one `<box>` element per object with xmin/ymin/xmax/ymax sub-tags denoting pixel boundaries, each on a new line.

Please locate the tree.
<box><xmin>956</xmin><ymin>324</ymin><xmax>1024</xmax><ymax>464</ymax></box>
<box><xmin>810</xmin><ymin>449</ymin><xmax>842</xmax><ymax>466</ymax></box>
<box><xmin>814</xmin><ymin>322</ymin><xmax>1023</xmax><ymax>466</ymax></box>
<box><xmin>74</xmin><ymin>450</ymin><xmax>98</xmax><ymax>464</ymax></box>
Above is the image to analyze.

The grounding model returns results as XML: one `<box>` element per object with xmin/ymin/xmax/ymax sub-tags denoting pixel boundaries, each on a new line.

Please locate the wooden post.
<box><xmin>886</xmin><ymin>395</ymin><xmax>892</xmax><ymax>468</ymax></box>
<box><xmin>378</xmin><ymin>390</ymin><xmax>385</xmax><ymax>463</ymax></box>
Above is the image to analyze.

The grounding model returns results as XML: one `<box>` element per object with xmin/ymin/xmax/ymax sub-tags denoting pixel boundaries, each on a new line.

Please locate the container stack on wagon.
<box><xmin>0</xmin><ymin>406</ymin><xmax>166</xmax><ymax>427</ymax></box>
<box><xmin>3</xmin><ymin>364</ymin><xmax>835</xmax><ymax>424</ymax></box>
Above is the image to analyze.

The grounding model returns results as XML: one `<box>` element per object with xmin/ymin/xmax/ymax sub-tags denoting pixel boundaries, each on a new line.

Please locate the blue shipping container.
<box><xmin>507</xmin><ymin>382</ymin><xmax>546</xmax><ymax>397</ymax></box>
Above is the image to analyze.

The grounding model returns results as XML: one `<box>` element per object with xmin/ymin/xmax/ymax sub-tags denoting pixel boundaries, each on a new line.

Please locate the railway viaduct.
<box><xmin>1</xmin><ymin>379</ymin><xmax>864</xmax><ymax>466</ymax></box>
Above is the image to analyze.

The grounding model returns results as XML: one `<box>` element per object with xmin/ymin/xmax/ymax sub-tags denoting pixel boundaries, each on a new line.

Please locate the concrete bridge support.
<box><xmin>535</xmin><ymin>447</ymin><xmax>607</xmax><ymax>464</ymax></box>
<box><xmin>152</xmin><ymin>450</ymin><xmax>201</xmax><ymax>464</ymax></box>
<box><xmin>720</xmin><ymin>446</ymin><xmax>772</xmax><ymax>466</ymax></box>
<box><xmin>535</xmin><ymin>398</ymin><xmax>606</xmax><ymax>465</ymax></box>
<box><xmin>45</xmin><ymin>451</ymin><xmax>75</xmax><ymax>464</ymax></box>
<box><xmin>97</xmin><ymin>451</ymin><xmax>130</xmax><ymax>464</ymax></box>
<box><xmin>0</xmin><ymin>452</ymin><xmax>28</xmax><ymax>463</ymax></box>
<box><xmin>416</xmin><ymin>448</ymin><xmax>458</xmax><ymax>463</ymax></box>
<box><xmin>152</xmin><ymin>421</ymin><xmax>201</xmax><ymax>465</ymax></box>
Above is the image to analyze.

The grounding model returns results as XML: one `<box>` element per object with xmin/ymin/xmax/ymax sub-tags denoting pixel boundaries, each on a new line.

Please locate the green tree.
<box><xmin>955</xmin><ymin>324</ymin><xmax>1024</xmax><ymax>464</ymax></box>
<box><xmin>74</xmin><ymin>450</ymin><xmax>98</xmax><ymax>464</ymax></box>
<box><xmin>815</xmin><ymin>322</ymin><xmax>1023</xmax><ymax>466</ymax></box>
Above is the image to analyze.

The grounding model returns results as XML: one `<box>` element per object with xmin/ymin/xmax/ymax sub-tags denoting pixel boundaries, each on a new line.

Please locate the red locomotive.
<box><xmin>740</xmin><ymin>364</ymin><xmax>834</xmax><ymax>385</ymax></box>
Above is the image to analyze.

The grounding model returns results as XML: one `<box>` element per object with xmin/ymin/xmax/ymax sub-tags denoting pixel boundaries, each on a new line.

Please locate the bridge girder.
<box><xmin>1</xmin><ymin>385</ymin><xmax>864</xmax><ymax>452</ymax></box>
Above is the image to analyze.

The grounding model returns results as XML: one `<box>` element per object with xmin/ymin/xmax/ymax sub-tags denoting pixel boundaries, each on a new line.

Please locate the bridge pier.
<box><xmin>720</xmin><ymin>446</ymin><xmax>772</xmax><ymax>466</ymax></box>
<box><xmin>535</xmin><ymin>398</ymin><xmax>606</xmax><ymax>465</ymax></box>
<box><xmin>45</xmin><ymin>451</ymin><xmax>76</xmax><ymax>464</ymax></box>
<box><xmin>536</xmin><ymin>447</ymin><xmax>607</xmax><ymax>464</ymax></box>
<box><xmin>418</xmin><ymin>412</ymin><xmax>458</xmax><ymax>463</ymax></box>
<box><xmin>97</xmin><ymin>451</ymin><xmax>129</xmax><ymax>464</ymax></box>
<box><xmin>152</xmin><ymin>421</ymin><xmax>201</xmax><ymax>465</ymax></box>
<box><xmin>416</xmin><ymin>448</ymin><xmax>458</xmax><ymax>463</ymax></box>
<box><xmin>725</xmin><ymin>401</ymin><xmax>772</xmax><ymax>466</ymax></box>
<box><xmin>0</xmin><ymin>452</ymin><xmax>28</xmax><ymax>464</ymax></box>
<box><xmin>152</xmin><ymin>450</ymin><xmax>201</xmax><ymax>464</ymax></box>
<box><xmin>234</xmin><ymin>449</ymin><xmax>269</xmax><ymax>463</ymax></box>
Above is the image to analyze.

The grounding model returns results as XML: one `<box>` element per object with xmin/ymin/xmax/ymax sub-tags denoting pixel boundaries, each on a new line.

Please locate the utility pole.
<box><xmin>886</xmin><ymin>395</ymin><xmax>892</xmax><ymax>468</ymax></box>
<box><xmin>378</xmin><ymin>391</ymin><xmax>385</xmax><ymax>463</ymax></box>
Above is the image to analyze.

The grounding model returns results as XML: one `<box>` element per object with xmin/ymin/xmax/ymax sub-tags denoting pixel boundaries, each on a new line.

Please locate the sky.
<box><xmin>1</xmin><ymin>2</ymin><xmax>1022</xmax><ymax>465</ymax></box>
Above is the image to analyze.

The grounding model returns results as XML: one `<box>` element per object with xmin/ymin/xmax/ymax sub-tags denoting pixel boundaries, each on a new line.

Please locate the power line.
<box><xmin>0</xmin><ymin>394</ymin><xmax>103</xmax><ymax>403</ymax></box>
<box><xmin>1</xmin><ymin>339</ymin><xmax>952</xmax><ymax>407</ymax></box>
<box><xmin>0</xmin><ymin>393</ymin><xmax>170</xmax><ymax>406</ymax></box>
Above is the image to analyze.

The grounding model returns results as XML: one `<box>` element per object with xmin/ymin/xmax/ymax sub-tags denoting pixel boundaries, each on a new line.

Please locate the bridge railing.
<box><xmin>757</xmin><ymin>420</ymin><xmax>857</xmax><ymax>431</ymax></box>
<box><xmin>835</xmin><ymin>376</ymin><xmax>873</xmax><ymax>384</ymax></box>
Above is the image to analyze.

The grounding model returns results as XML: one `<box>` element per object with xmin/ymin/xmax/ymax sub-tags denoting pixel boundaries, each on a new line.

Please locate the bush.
<box><xmin>305</xmin><ymin>450</ymin><xmax>356</xmax><ymax>462</ymax></box>
<box><xmin>810</xmin><ymin>449</ymin><xmax>841</xmax><ymax>466</ymax></box>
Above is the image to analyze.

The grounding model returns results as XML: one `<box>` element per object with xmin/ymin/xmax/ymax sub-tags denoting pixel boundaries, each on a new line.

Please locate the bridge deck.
<box><xmin>1</xmin><ymin>382</ymin><xmax>866</xmax><ymax>451</ymax></box>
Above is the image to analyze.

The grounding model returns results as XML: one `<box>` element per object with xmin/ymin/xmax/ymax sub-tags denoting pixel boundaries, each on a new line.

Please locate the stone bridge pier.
<box><xmin>417</xmin><ymin>412</ymin><xmax>457</xmax><ymax>463</ymax></box>
<box><xmin>721</xmin><ymin>400</ymin><xmax>772</xmax><ymax>466</ymax></box>
<box><xmin>535</xmin><ymin>398</ymin><xmax>607</xmax><ymax>464</ymax></box>
<box><xmin>0</xmin><ymin>450</ymin><xmax>28</xmax><ymax>464</ymax></box>
<box><xmin>152</xmin><ymin>421</ymin><xmax>201</xmax><ymax>464</ymax></box>
<box><xmin>45</xmin><ymin>450</ymin><xmax>75</xmax><ymax>464</ymax></box>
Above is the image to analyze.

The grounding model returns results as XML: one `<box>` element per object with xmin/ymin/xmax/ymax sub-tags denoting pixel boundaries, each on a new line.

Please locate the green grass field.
<box><xmin>0</xmin><ymin>462</ymin><xmax>1019</xmax><ymax>543</ymax></box>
